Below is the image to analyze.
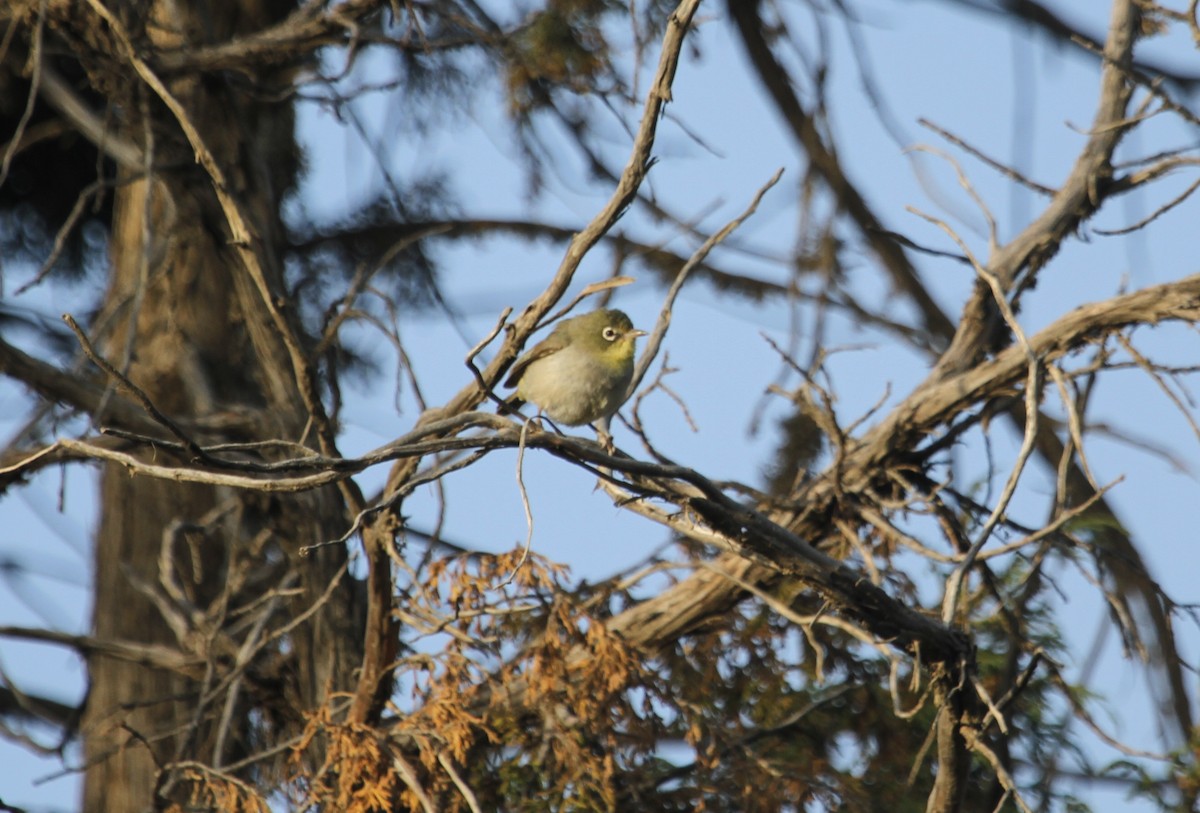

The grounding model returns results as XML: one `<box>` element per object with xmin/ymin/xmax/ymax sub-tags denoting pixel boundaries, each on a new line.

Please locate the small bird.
<box><xmin>504</xmin><ymin>308</ymin><xmax>647</xmax><ymax>427</ymax></box>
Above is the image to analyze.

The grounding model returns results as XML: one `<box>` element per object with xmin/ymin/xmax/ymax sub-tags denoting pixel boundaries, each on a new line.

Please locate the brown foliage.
<box><xmin>1</xmin><ymin>0</ymin><xmax>1198</xmax><ymax>812</ymax></box>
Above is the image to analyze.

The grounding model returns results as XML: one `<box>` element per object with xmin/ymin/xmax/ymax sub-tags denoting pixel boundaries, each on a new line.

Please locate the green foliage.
<box><xmin>504</xmin><ymin>1</ymin><xmax>616</xmax><ymax>114</ymax></box>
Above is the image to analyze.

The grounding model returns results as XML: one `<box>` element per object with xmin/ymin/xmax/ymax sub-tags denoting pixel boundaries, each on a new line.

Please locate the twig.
<box><xmin>79</xmin><ymin>0</ymin><xmax>350</xmax><ymax>475</ymax></box>
<box><xmin>1047</xmin><ymin>364</ymin><xmax>1101</xmax><ymax>493</ymax></box>
<box><xmin>464</xmin><ymin>307</ymin><xmax>513</xmax><ymax>412</ymax></box>
<box><xmin>1047</xmin><ymin>665</ymin><xmax>1173</xmax><ymax>761</ymax></box>
<box><xmin>391</xmin><ymin>752</ymin><xmax>437</xmax><ymax>813</ymax></box>
<box><xmin>438</xmin><ymin>752</ymin><xmax>483</xmax><ymax>813</ymax></box>
<box><xmin>918</xmin><ymin>118</ymin><xmax>1055</xmax><ymax>196</ymax></box>
<box><xmin>1096</xmin><ymin>175</ymin><xmax>1200</xmax><ymax>235</ymax></box>
<box><xmin>0</xmin><ymin>0</ymin><xmax>45</xmax><ymax>190</ymax></box>
<box><xmin>971</xmin><ymin>676</ymin><xmax>1008</xmax><ymax>735</ymax></box>
<box><xmin>906</xmin><ymin>718</ymin><xmax>938</xmax><ymax>788</ymax></box>
<box><xmin>487</xmin><ymin>0</ymin><xmax>705</xmax><ymax>369</ymax></box>
<box><xmin>0</xmin><ymin>625</ymin><xmax>199</xmax><ymax>670</ymax></box>
<box><xmin>970</xmin><ymin>479</ymin><xmax>1119</xmax><ymax>563</ymax></box>
<box><xmin>908</xmin><ymin>144</ymin><xmax>999</xmax><ymax>252</ymax></box>
<box><xmin>631</xmin><ymin>353</ymin><xmax>698</xmax><ymax>434</ymax></box>
<box><xmin>16</xmin><ymin>179</ymin><xmax>109</xmax><ymax>295</ymax></box>
<box><xmin>836</xmin><ymin>517</ymin><xmax>882</xmax><ymax>586</ymax></box>
<box><xmin>1116</xmin><ymin>333</ymin><xmax>1200</xmax><ymax>443</ymax></box>
<box><xmin>940</xmin><ymin>354</ymin><xmax>1040</xmax><ymax>624</ymax></box>
<box><xmin>62</xmin><ymin>314</ymin><xmax>209</xmax><ymax>461</ymax></box>
<box><xmin>903</xmin><ymin>209</ymin><xmax>1044</xmax><ymax>624</ymax></box>
<box><xmin>495</xmin><ymin>418</ymin><xmax>536</xmax><ymax>589</ymax></box>
<box><xmin>300</xmin><ymin>448</ymin><xmax>492</xmax><ymax>555</ymax></box>
<box><xmin>344</xmin><ymin>0</ymin><xmax>706</xmax><ymax>728</ymax></box>
<box><xmin>9</xmin><ymin>438</ymin><xmax>350</xmax><ymax>493</ymax></box>
<box><xmin>316</xmin><ymin>224</ymin><xmax>453</xmax><ymax>356</ymax></box>
<box><xmin>34</xmin><ymin>61</ymin><xmax>142</xmax><ymax>168</ymax></box>
<box><xmin>889</xmin><ymin>658</ymin><xmax>931</xmax><ymax>720</ymax></box>
<box><xmin>540</xmin><ymin>276</ymin><xmax>636</xmax><ymax>328</ymax></box>
<box><xmin>961</xmin><ymin>730</ymin><xmax>1034</xmax><ymax>813</ymax></box>
<box><xmin>627</xmin><ymin>167</ymin><xmax>785</xmax><ymax>398</ymax></box>
<box><xmin>987</xmin><ymin>650</ymin><xmax>1044</xmax><ymax>727</ymax></box>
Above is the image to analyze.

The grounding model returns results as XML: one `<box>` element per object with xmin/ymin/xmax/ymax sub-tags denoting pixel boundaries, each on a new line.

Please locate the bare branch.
<box><xmin>628</xmin><ymin>167</ymin><xmax>784</xmax><ymax>398</ymax></box>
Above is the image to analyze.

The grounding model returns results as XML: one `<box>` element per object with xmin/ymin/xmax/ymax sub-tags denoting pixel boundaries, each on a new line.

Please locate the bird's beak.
<box><xmin>630</xmin><ymin>329</ymin><xmax>648</xmax><ymax>339</ymax></box>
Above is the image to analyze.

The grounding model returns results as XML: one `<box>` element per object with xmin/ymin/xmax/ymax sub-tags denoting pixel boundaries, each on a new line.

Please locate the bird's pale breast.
<box><xmin>515</xmin><ymin>345</ymin><xmax>632</xmax><ymax>426</ymax></box>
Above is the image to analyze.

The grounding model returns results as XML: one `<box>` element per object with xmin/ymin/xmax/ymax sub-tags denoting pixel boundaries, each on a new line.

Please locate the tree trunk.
<box><xmin>79</xmin><ymin>2</ymin><xmax>362</xmax><ymax>810</ymax></box>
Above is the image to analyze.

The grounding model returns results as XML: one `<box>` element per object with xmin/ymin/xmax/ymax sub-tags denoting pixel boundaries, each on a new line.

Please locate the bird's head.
<box><xmin>567</xmin><ymin>308</ymin><xmax>647</xmax><ymax>369</ymax></box>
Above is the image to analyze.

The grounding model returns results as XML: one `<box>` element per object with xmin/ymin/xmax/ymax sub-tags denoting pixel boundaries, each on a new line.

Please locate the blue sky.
<box><xmin>2</xmin><ymin>2</ymin><xmax>1198</xmax><ymax>810</ymax></box>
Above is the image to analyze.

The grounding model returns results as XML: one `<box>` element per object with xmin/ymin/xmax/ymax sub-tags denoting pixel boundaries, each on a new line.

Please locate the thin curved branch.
<box><xmin>79</xmin><ymin>0</ymin><xmax>349</xmax><ymax>472</ymax></box>
<box><xmin>933</xmin><ymin>0</ymin><xmax>1141</xmax><ymax>376</ymax></box>
<box><xmin>0</xmin><ymin>625</ymin><xmax>202</xmax><ymax>672</ymax></box>
<box><xmin>628</xmin><ymin>167</ymin><xmax>784</xmax><ymax>399</ymax></box>
<box><xmin>727</xmin><ymin>0</ymin><xmax>956</xmax><ymax>341</ymax></box>
<box><xmin>348</xmin><ymin>0</ymin><xmax>706</xmax><ymax>727</ymax></box>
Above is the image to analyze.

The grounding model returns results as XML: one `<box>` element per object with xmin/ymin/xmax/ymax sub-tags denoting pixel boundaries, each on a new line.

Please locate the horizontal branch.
<box><xmin>0</xmin><ymin>625</ymin><xmax>202</xmax><ymax>671</ymax></box>
<box><xmin>0</xmin><ymin>335</ymin><xmax>149</xmax><ymax>433</ymax></box>
<box><xmin>11</xmin><ymin>272</ymin><xmax>1198</xmax><ymax>661</ymax></box>
<box><xmin>11</xmin><ymin>272</ymin><xmax>1196</xmax><ymax>498</ymax></box>
<box><xmin>154</xmin><ymin>0</ymin><xmax>461</xmax><ymax>75</ymax></box>
<box><xmin>0</xmin><ymin>684</ymin><xmax>77</xmax><ymax>728</ymax></box>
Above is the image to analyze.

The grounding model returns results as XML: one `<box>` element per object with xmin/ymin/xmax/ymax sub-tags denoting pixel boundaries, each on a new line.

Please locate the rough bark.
<box><xmin>77</xmin><ymin>1</ymin><xmax>361</xmax><ymax>810</ymax></box>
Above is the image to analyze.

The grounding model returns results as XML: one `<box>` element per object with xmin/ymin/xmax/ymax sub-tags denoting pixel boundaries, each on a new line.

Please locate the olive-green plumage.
<box><xmin>504</xmin><ymin>308</ymin><xmax>646</xmax><ymax>426</ymax></box>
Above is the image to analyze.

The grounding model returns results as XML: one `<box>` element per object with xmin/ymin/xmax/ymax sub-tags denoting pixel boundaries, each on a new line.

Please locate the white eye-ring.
<box><xmin>602</xmin><ymin>326</ymin><xmax>619</xmax><ymax>341</ymax></box>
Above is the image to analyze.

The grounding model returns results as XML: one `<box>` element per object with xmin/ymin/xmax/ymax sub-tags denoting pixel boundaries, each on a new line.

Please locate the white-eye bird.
<box><xmin>504</xmin><ymin>308</ymin><xmax>647</xmax><ymax>426</ymax></box>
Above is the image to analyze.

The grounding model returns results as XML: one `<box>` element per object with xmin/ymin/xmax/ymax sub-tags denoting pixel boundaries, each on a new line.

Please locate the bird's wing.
<box><xmin>503</xmin><ymin>329</ymin><xmax>567</xmax><ymax>388</ymax></box>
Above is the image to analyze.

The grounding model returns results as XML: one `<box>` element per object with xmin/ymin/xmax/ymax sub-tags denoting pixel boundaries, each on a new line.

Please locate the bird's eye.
<box><xmin>602</xmin><ymin>326</ymin><xmax>619</xmax><ymax>341</ymax></box>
